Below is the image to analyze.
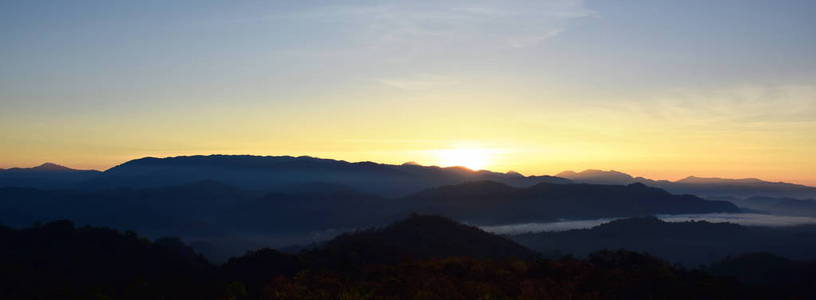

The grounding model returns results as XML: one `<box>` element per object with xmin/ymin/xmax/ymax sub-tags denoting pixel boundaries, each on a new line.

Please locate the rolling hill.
<box><xmin>558</xmin><ymin>169</ymin><xmax>816</xmax><ymax>199</ymax></box>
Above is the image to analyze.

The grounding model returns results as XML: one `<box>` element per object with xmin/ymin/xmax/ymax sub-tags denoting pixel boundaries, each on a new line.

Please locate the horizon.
<box><xmin>4</xmin><ymin>2</ymin><xmax>816</xmax><ymax>297</ymax></box>
<box><xmin>2</xmin><ymin>1</ymin><xmax>815</xmax><ymax>186</ymax></box>
<box><xmin>2</xmin><ymin>153</ymin><xmax>814</xmax><ymax>187</ymax></box>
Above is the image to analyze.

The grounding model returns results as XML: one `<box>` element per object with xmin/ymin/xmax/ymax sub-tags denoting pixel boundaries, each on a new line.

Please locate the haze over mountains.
<box><xmin>408</xmin><ymin>181</ymin><xmax>736</xmax><ymax>224</ymax></box>
<box><xmin>3</xmin><ymin>155</ymin><xmax>815</xmax><ymax>200</ymax></box>
<box><xmin>12</xmin><ymin>215</ymin><xmax>812</xmax><ymax>299</ymax></box>
<box><xmin>3</xmin><ymin>155</ymin><xmax>816</xmax><ymax>298</ymax></box>
<box><xmin>0</xmin><ymin>154</ymin><xmax>752</xmax><ymax>261</ymax></box>
<box><xmin>0</xmin><ymin>163</ymin><xmax>102</xmax><ymax>189</ymax></box>
<box><xmin>557</xmin><ymin>169</ymin><xmax>816</xmax><ymax>199</ymax></box>
<box><xmin>511</xmin><ymin>216</ymin><xmax>816</xmax><ymax>266</ymax></box>
<box><xmin>1</xmin><ymin>155</ymin><xmax>568</xmax><ymax>196</ymax></box>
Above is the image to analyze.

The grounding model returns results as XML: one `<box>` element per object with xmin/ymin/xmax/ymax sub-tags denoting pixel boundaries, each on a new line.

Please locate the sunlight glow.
<box><xmin>435</xmin><ymin>148</ymin><xmax>493</xmax><ymax>171</ymax></box>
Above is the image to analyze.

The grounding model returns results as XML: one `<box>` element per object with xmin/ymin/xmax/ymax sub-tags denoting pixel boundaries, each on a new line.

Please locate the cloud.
<box><xmin>657</xmin><ymin>84</ymin><xmax>816</xmax><ymax>124</ymax></box>
<box><xmin>378</xmin><ymin>74</ymin><xmax>460</xmax><ymax>90</ymax></box>
<box><xmin>277</xmin><ymin>0</ymin><xmax>594</xmax><ymax>50</ymax></box>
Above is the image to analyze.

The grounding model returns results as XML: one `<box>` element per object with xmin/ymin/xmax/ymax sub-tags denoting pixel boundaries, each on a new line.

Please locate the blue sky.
<box><xmin>1</xmin><ymin>0</ymin><xmax>815</xmax><ymax>184</ymax></box>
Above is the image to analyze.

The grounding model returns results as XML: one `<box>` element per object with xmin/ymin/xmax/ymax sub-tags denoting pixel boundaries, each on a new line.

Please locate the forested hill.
<box><xmin>2</xmin><ymin>216</ymin><xmax>815</xmax><ymax>299</ymax></box>
<box><xmin>407</xmin><ymin>181</ymin><xmax>739</xmax><ymax>224</ymax></box>
<box><xmin>510</xmin><ymin>216</ymin><xmax>816</xmax><ymax>266</ymax></box>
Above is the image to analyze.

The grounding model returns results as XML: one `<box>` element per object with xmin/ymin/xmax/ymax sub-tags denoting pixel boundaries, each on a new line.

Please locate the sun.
<box><xmin>435</xmin><ymin>148</ymin><xmax>493</xmax><ymax>171</ymax></box>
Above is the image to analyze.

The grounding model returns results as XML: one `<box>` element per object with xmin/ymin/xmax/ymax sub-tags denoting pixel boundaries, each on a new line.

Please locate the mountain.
<box><xmin>0</xmin><ymin>181</ymin><xmax>401</xmax><ymax>262</ymax></box>
<box><xmin>300</xmin><ymin>214</ymin><xmax>537</xmax><ymax>267</ymax></box>
<box><xmin>5</xmin><ymin>157</ymin><xmax>815</xmax><ymax>200</ymax></box>
<box><xmin>510</xmin><ymin>217</ymin><xmax>816</xmax><ymax>266</ymax></box>
<box><xmin>0</xmin><ymin>179</ymin><xmax>739</xmax><ymax>262</ymax></box>
<box><xmin>713</xmin><ymin>196</ymin><xmax>816</xmax><ymax>217</ymax></box>
<box><xmin>558</xmin><ymin>169</ymin><xmax>816</xmax><ymax>199</ymax></box>
<box><xmin>222</xmin><ymin>214</ymin><xmax>538</xmax><ymax>296</ymax></box>
<box><xmin>82</xmin><ymin>155</ymin><xmax>570</xmax><ymax>196</ymax></box>
<box><xmin>555</xmin><ymin>169</ymin><xmax>636</xmax><ymax>185</ymax></box>
<box><xmin>0</xmin><ymin>163</ymin><xmax>102</xmax><ymax>189</ymax></box>
<box><xmin>667</xmin><ymin>176</ymin><xmax>816</xmax><ymax>199</ymax></box>
<box><xmin>406</xmin><ymin>181</ymin><xmax>739</xmax><ymax>224</ymax></box>
<box><xmin>229</xmin><ymin>215</ymin><xmax>803</xmax><ymax>299</ymax></box>
<box><xmin>0</xmin><ymin>220</ymin><xmax>213</xmax><ymax>299</ymax></box>
<box><xmin>5</xmin><ymin>218</ymin><xmax>780</xmax><ymax>300</ymax></box>
<box><xmin>708</xmin><ymin>252</ymin><xmax>816</xmax><ymax>288</ymax></box>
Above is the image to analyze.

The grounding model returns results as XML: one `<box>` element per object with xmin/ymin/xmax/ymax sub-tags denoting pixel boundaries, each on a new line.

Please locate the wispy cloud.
<box><xmin>273</xmin><ymin>0</ymin><xmax>594</xmax><ymax>50</ymax></box>
<box><xmin>378</xmin><ymin>74</ymin><xmax>461</xmax><ymax>90</ymax></box>
<box><xmin>608</xmin><ymin>83</ymin><xmax>816</xmax><ymax>133</ymax></box>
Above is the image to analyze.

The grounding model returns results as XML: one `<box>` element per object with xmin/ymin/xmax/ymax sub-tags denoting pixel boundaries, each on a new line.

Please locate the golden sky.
<box><xmin>1</xmin><ymin>1</ymin><xmax>815</xmax><ymax>185</ymax></box>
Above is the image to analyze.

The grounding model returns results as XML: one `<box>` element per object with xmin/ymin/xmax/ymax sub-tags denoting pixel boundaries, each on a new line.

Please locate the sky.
<box><xmin>1</xmin><ymin>0</ymin><xmax>815</xmax><ymax>185</ymax></box>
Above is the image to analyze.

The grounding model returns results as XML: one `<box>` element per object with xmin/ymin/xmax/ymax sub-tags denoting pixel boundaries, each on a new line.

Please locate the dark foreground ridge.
<box><xmin>511</xmin><ymin>216</ymin><xmax>816</xmax><ymax>266</ymax></box>
<box><xmin>2</xmin><ymin>216</ymin><xmax>815</xmax><ymax>299</ymax></box>
<box><xmin>300</xmin><ymin>214</ymin><xmax>538</xmax><ymax>266</ymax></box>
<box><xmin>0</xmin><ymin>179</ymin><xmax>738</xmax><ymax>261</ymax></box>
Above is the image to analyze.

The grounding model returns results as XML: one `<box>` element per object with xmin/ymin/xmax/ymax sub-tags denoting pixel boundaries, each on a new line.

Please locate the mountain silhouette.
<box><xmin>511</xmin><ymin>217</ymin><xmax>816</xmax><ymax>266</ymax></box>
<box><xmin>406</xmin><ymin>181</ymin><xmax>739</xmax><ymax>224</ymax></box>
<box><xmin>714</xmin><ymin>195</ymin><xmax>816</xmax><ymax>217</ymax></box>
<box><xmin>224</xmin><ymin>215</ymin><xmax>798</xmax><ymax>299</ymax></box>
<box><xmin>708</xmin><ymin>252</ymin><xmax>816</xmax><ymax>289</ymax></box>
<box><xmin>556</xmin><ymin>169</ymin><xmax>636</xmax><ymax>184</ymax></box>
<box><xmin>0</xmin><ymin>163</ymin><xmax>102</xmax><ymax>189</ymax></box>
<box><xmin>558</xmin><ymin>169</ymin><xmax>816</xmax><ymax>199</ymax></box>
<box><xmin>301</xmin><ymin>214</ymin><xmax>537</xmax><ymax>267</ymax></box>
<box><xmin>4</xmin><ymin>157</ymin><xmax>814</xmax><ymax>201</ymax></box>
<box><xmin>83</xmin><ymin>155</ymin><xmax>570</xmax><ymax>196</ymax></box>
<box><xmin>0</xmin><ymin>177</ymin><xmax>739</xmax><ymax>261</ymax></box>
<box><xmin>0</xmin><ymin>220</ymin><xmax>213</xmax><ymax>299</ymax></box>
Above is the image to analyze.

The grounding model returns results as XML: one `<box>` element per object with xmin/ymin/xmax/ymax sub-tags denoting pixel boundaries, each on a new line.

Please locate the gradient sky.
<box><xmin>1</xmin><ymin>0</ymin><xmax>815</xmax><ymax>185</ymax></box>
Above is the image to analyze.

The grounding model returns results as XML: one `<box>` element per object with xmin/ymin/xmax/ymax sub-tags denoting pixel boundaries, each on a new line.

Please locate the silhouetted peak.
<box><xmin>555</xmin><ymin>170</ymin><xmax>578</xmax><ymax>178</ymax></box>
<box><xmin>402</xmin><ymin>161</ymin><xmax>421</xmax><ymax>166</ymax></box>
<box><xmin>505</xmin><ymin>170</ymin><xmax>524</xmax><ymax>177</ymax></box>
<box><xmin>317</xmin><ymin>214</ymin><xmax>537</xmax><ymax>262</ymax></box>
<box><xmin>579</xmin><ymin>169</ymin><xmax>633</xmax><ymax>178</ymax></box>
<box><xmin>677</xmin><ymin>176</ymin><xmax>765</xmax><ymax>184</ymax></box>
<box><xmin>1</xmin><ymin>162</ymin><xmax>96</xmax><ymax>173</ymax></box>
<box><xmin>555</xmin><ymin>169</ymin><xmax>634</xmax><ymax>184</ymax></box>
<box><xmin>443</xmin><ymin>165</ymin><xmax>478</xmax><ymax>172</ymax></box>
<box><xmin>33</xmin><ymin>162</ymin><xmax>74</xmax><ymax>171</ymax></box>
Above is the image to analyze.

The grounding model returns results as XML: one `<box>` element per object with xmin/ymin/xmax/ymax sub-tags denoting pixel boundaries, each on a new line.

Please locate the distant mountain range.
<box><xmin>710</xmin><ymin>196</ymin><xmax>816</xmax><ymax>217</ymax></box>
<box><xmin>1</xmin><ymin>156</ymin><xmax>567</xmax><ymax>197</ymax></box>
<box><xmin>16</xmin><ymin>216</ymin><xmax>806</xmax><ymax>299</ymax></box>
<box><xmin>557</xmin><ymin>169</ymin><xmax>816</xmax><ymax>199</ymax></box>
<box><xmin>407</xmin><ymin>181</ymin><xmax>737</xmax><ymax>224</ymax></box>
<box><xmin>0</xmin><ymin>178</ymin><xmax>737</xmax><ymax>261</ymax></box>
<box><xmin>3</xmin><ymin>155</ymin><xmax>815</xmax><ymax>201</ymax></box>
<box><xmin>0</xmin><ymin>163</ymin><xmax>101</xmax><ymax>189</ymax></box>
<box><xmin>510</xmin><ymin>216</ymin><xmax>816</xmax><ymax>266</ymax></box>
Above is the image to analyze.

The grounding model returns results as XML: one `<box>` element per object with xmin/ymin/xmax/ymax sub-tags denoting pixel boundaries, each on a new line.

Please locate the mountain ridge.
<box><xmin>407</xmin><ymin>180</ymin><xmax>739</xmax><ymax>224</ymax></box>
<box><xmin>558</xmin><ymin>169</ymin><xmax>816</xmax><ymax>199</ymax></box>
<box><xmin>83</xmin><ymin>155</ymin><xmax>570</xmax><ymax>196</ymax></box>
<box><xmin>3</xmin><ymin>156</ymin><xmax>814</xmax><ymax>200</ymax></box>
<box><xmin>511</xmin><ymin>216</ymin><xmax>816</xmax><ymax>266</ymax></box>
